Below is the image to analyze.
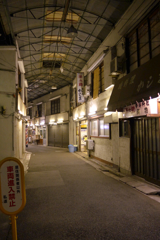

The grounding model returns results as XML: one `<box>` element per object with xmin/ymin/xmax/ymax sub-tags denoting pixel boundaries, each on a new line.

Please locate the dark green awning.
<box><xmin>108</xmin><ymin>54</ymin><xmax>160</xmax><ymax>111</ymax></box>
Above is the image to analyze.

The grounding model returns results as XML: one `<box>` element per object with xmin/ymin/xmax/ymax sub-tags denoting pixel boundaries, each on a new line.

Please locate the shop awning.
<box><xmin>107</xmin><ymin>54</ymin><xmax>160</xmax><ymax>111</ymax></box>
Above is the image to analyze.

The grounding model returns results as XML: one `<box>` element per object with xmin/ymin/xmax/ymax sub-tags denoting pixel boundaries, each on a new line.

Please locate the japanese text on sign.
<box><xmin>77</xmin><ymin>73</ymin><xmax>84</xmax><ymax>103</ymax></box>
<box><xmin>0</xmin><ymin>158</ymin><xmax>26</xmax><ymax>215</ymax></box>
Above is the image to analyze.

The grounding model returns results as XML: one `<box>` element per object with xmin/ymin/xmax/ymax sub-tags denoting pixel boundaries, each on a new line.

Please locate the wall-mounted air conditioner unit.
<box><xmin>83</xmin><ymin>85</ymin><xmax>90</xmax><ymax>97</ymax></box>
<box><xmin>110</xmin><ymin>56</ymin><xmax>122</xmax><ymax>74</ymax></box>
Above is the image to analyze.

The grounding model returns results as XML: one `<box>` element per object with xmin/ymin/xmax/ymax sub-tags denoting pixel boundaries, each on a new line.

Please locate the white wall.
<box><xmin>28</xmin><ymin>85</ymin><xmax>71</xmax><ymax>117</ymax></box>
<box><xmin>0</xmin><ymin>47</ymin><xmax>16</xmax><ymax>160</ymax></box>
<box><xmin>119</xmin><ymin>137</ymin><xmax>131</xmax><ymax>174</ymax></box>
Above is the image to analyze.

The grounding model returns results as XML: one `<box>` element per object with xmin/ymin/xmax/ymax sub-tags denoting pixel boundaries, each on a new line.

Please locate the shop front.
<box><xmin>108</xmin><ymin>54</ymin><xmax>160</xmax><ymax>184</ymax></box>
<box><xmin>119</xmin><ymin>98</ymin><xmax>160</xmax><ymax>185</ymax></box>
<box><xmin>46</xmin><ymin>112</ymin><xmax>69</xmax><ymax>148</ymax></box>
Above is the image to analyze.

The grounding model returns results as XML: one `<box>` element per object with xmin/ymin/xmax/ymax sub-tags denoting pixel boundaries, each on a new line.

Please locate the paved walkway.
<box><xmin>1</xmin><ymin>145</ymin><xmax>160</xmax><ymax>240</ymax></box>
<box><xmin>76</xmin><ymin>151</ymin><xmax>160</xmax><ymax>203</ymax></box>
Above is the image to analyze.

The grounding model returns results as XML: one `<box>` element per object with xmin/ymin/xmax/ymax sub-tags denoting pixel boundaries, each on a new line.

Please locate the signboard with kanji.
<box><xmin>0</xmin><ymin>157</ymin><xmax>26</xmax><ymax>215</ymax></box>
<box><xmin>77</xmin><ymin>72</ymin><xmax>84</xmax><ymax>103</ymax></box>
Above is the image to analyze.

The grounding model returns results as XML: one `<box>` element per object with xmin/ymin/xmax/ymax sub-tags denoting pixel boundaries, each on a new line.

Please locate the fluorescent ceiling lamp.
<box><xmin>34</xmin><ymin>84</ymin><xmax>39</xmax><ymax>88</ymax></box>
<box><xmin>104</xmin><ymin>107</ymin><xmax>108</xmax><ymax>111</ymax></box>
<box><xmin>27</xmin><ymin>106</ymin><xmax>32</xmax><ymax>109</ymax></box>
<box><xmin>36</xmin><ymin>102</ymin><xmax>43</xmax><ymax>105</ymax></box>
<box><xmin>43</xmin><ymin>53</ymin><xmax>66</xmax><ymax>59</ymax></box>
<box><xmin>39</xmin><ymin>80</ymin><xmax>47</xmax><ymax>83</ymax></box>
<box><xmin>105</xmin><ymin>84</ymin><xmax>114</xmax><ymax>91</ymax></box>
<box><xmin>87</xmin><ymin>53</ymin><xmax>106</xmax><ymax>72</ymax></box>
<box><xmin>49</xmin><ymin>95</ymin><xmax>61</xmax><ymax>101</ymax></box>
<box><xmin>18</xmin><ymin>59</ymin><xmax>25</xmax><ymax>73</ymax></box>
<box><xmin>51</xmin><ymin>86</ymin><xmax>57</xmax><ymax>89</ymax></box>
<box><xmin>44</xmin><ymin>36</ymin><xmax>72</xmax><ymax>43</ymax></box>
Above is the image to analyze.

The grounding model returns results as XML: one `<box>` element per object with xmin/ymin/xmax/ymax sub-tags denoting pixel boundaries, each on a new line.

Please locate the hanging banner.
<box><xmin>25</xmin><ymin>125</ymin><xmax>28</xmax><ymax>147</ymax></box>
<box><xmin>77</xmin><ymin>72</ymin><xmax>84</xmax><ymax>103</ymax></box>
<box><xmin>0</xmin><ymin>157</ymin><xmax>26</xmax><ymax>215</ymax></box>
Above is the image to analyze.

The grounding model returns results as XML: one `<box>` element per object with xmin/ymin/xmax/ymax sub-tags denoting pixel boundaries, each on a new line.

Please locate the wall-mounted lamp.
<box><xmin>49</xmin><ymin>95</ymin><xmax>61</xmax><ymax>101</ymax></box>
<box><xmin>57</xmin><ymin>119</ymin><xmax>63</xmax><ymax>124</ymax></box>
<box><xmin>40</xmin><ymin>120</ymin><xmax>45</xmax><ymax>126</ymax></box>
<box><xmin>79</xmin><ymin>115</ymin><xmax>85</xmax><ymax>119</ymax></box>
<box><xmin>105</xmin><ymin>84</ymin><xmax>114</xmax><ymax>91</ymax></box>
<box><xmin>49</xmin><ymin>120</ymin><xmax>55</xmax><ymax>124</ymax></box>
<box><xmin>88</xmin><ymin>111</ymin><xmax>97</xmax><ymax>116</ymax></box>
<box><xmin>104</xmin><ymin>111</ymin><xmax>113</xmax><ymax>117</ymax></box>
<box><xmin>36</xmin><ymin>102</ymin><xmax>43</xmax><ymax>105</ymax></box>
<box><xmin>87</xmin><ymin>50</ymin><xmax>108</xmax><ymax>72</ymax></box>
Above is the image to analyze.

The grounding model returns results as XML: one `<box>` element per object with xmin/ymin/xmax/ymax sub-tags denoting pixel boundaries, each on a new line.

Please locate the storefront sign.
<box><xmin>0</xmin><ymin>157</ymin><xmax>26</xmax><ymax>215</ymax></box>
<box><xmin>123</xmin><ymin>99</ymin><xmax>152</xmax><ymax>117</ymax></box>
<box><xmin>77</xmin><ymin>72</ymin><xmax>84</xmax><ymax>103</ymax></box>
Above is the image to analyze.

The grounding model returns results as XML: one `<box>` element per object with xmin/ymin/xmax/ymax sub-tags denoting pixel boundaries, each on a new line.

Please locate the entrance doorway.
<box><xmin>76</xmin><ymin>120</ymin><xmax>88</xmax><ymax>153</ymax></box>
<box><xmin>132</xmin><ymin>117</ymin><xmax>160</xmax><ymax>185</ymax></box>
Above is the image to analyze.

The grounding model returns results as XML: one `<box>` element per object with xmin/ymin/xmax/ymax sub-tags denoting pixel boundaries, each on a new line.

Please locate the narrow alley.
<box><xmin>1</xmin><ymin>145</ymin><xmax>160</xmax><ymax>240</ymax></box>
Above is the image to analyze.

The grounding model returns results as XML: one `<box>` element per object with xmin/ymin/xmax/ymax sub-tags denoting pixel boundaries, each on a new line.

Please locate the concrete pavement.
<box><xmin>1</xmin><ymin>145</ymin><xmax>160</xmax><ymax>240</ymax></box>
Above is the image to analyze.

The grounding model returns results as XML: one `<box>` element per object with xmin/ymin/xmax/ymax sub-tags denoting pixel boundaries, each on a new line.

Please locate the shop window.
<box><xmin>119</xmin><ymin>119</ymin><xmax>130</xmax><ymax>137</ymax></box>
<box><xmin>99</xmin><ymin>118</ymin><xmax>110</xmax><ymax>137</ymax></box>
<box><xmin>126</xmin><ymin>5</ymin><xmax>160</xmax><ymax>73</ymax></box>
<box><xmin>37</xmin><ymin>104</ymin><xmax>42</xmax><ymax>117</ymax></box>
<box><xmin>51</xmin><ymin>98</ymin><xmax>60</xmax><ymax>114</ymax></box>
<box><xmin>90</xmin><ymin>118</ymin><xmax>110</xmax><ymax>138</ymax></box>
<box><xmin>91</xmin><ymin>119</ymin><xmax>98</xmax><ymax>136</ymax></box>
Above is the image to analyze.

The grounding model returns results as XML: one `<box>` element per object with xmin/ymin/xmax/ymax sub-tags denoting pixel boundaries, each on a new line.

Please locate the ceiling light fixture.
<box><xmin>51</xmin><ymin>86</ymin><xmax>57</xmax><ymax>89</ymax></box>
<box><xmin>67</xmin><ymin>25</ymin><xmax>78</xmax><ymax>38</ymax></box>
<box><xmin>67</xmin><ymin>1</ymin><xmax>78</xmax><ymax>38</ymax></box>
<box><xmin>60</xmin><ymin>65</ymin><xmax>63</xmax><ymax>73</ymax></box>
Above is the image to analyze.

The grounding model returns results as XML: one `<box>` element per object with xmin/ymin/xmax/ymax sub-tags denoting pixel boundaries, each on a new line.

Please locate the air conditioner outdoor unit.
<box><xmin>83</xmin><ymin>85</ymin><xmax>90</xmax><ymax>97</ymax></box>
<box><xmin>110</xmin><ymin>56</ymin><xmax>122</xmax><ymax>74</ymax></box>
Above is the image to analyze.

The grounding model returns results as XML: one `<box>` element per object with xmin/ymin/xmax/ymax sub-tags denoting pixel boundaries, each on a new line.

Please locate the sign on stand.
<box><xmin>0</xmin><ymin>157</ymin><xmax>26</xmax><ymax>240</ymax></box>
